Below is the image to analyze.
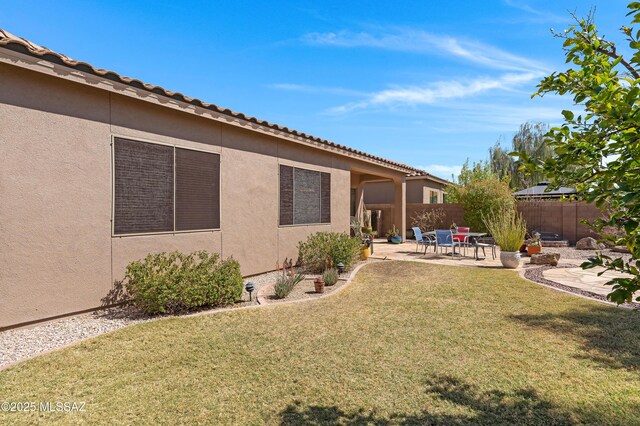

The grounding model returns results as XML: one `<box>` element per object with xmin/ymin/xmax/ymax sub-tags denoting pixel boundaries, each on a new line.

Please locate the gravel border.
<box><xmin>1</xmin><ymin>269</ymin><xmax>294</xmax><ymax>369</ymax></box>
<box><xmin>0</xmin><ymin>263</ymin><xmax>369</xmax><ymax>370</ymax></box>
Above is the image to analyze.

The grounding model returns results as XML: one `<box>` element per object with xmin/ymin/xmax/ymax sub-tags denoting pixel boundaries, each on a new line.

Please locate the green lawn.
<box><xmin>2</xmin><ymin>261</ymin><xmax>640</xmax><ymax>425</ymax></box>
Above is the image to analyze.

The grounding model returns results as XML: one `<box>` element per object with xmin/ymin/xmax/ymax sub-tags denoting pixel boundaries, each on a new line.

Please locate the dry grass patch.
<box><xmin>1</xmin><ymin>261</ymin><xmax>639</xmax><ymax>425</ymax></box>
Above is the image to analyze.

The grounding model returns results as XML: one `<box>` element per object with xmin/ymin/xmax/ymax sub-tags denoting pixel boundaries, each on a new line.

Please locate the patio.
<box><xmin>370</xmin><ymin>238</ymin><xmax>635</xmax><ymax>307</ymax></box>
<box><xmin>370</xmin><ymin>238</ymin><xmax>505</xmax><ymax>268</ymax></box>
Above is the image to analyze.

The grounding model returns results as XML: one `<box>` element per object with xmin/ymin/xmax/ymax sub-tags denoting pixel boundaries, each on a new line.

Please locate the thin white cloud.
<box><xmin>326</xmin><ymin>72</ymin><xmax>543</xmax><ymax>114</ymax></box>
<box><xmin>503</xmin><ymin>0</ymin><xmax>566</xmax><ymax>23</ymax></box>
<box><xmin>302</xmin><ymin>29</ymin><xmax>547</xmax><ymax>72</ymax></box>
<box><xmin>268</xmin><ymin>83</ymin><xmax>365</xmax><ymax>97</ymax></box>
<box><xmin>414</xmin><ymin>164</ymin><xmax>463</xmax><ymax>180</ymax></box>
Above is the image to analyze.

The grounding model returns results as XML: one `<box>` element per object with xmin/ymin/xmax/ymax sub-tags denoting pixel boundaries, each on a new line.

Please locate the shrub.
<box><xmin>124</xmin><ymin>251</ymin><xmax>243</xmax><ymax>315</ymax></box>
<box><xmin>298</xmin><ymin>232</ymin><xmax>361</xmax><ymax>273</ymax></box>
<box><xmin>273</xmin><ymin>272</ymin><xmax>305</xmax><ymax>299</ymax></box>
<box><xmin>483</xmin><ymin>208</ymin><xmax>527</xmax><ymax>252</ymax></box>
<box><xmin>411</xmin><ymin>208</ymin><xmax>446</xmax><ymax>232</ymax></box>
<box><xmin>447</xmin><ymin>174</ymin><xmax>514</xmax><ymax>233</ymax></box>
<box><xmin>322</xmin><ymin>268</ymin><xmax>339</xmax><ymax>286</ymax></box>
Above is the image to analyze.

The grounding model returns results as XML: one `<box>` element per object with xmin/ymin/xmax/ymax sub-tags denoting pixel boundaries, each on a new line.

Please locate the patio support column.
<box><xmin>355</xmin><ymin>183</ymin><xmax>365</xmax><ymax>225</ymax></box>
<box><xmin>393</xmin><ymin>177</ymin><xmax>406</xmax><ymax>241</ymax></box>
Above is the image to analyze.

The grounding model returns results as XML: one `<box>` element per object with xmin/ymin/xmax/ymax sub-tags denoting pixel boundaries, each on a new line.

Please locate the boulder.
<box><xmin>576</xmin><ymin>237</ymin><xmax>599</xmax><ymax>250</ymax></box>
<box><xmin>530</xmin><ymin>252</ymin><xmax>560</xmax><ymax>266</ymax></box>
<box><xmin>612</xmin><ymin>246</ymin><xmax>631</xmax><ymax>254</ymax></box>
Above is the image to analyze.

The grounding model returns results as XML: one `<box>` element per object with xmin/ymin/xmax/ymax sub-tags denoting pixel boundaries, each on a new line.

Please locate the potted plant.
<box><xmin>361</xmin><ymin>238</ymin><xmax>371</xmax><ymax>259</ymax></box>
<box><xmin>361</xmin><ymin>206</ymin><xmax>373</xmax><ymax>234</ymax></box>
<box><xmin>387</xmin><ymin>225</ymin><xmax>402</xmax><ymax>244</ymax></box>
<box><xmin>314</xmin><ymin>276</ymin><xmax>325</xmax><ymax>293</ymax></box>
<box><xmin>526</xmin><ymin>234</ymin><xmax>542</xmax><ymax>255</ymax></box>
<box><xmin>483</xmin><ymin>208</ymin><xmax>527</xmax><ymax>269</ymax></box>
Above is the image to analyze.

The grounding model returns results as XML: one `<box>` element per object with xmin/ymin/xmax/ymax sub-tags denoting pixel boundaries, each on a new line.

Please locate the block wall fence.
<box><xmin>392</xmin><ymin>202</ymin><xmax>602</xmax><ymax>244</ymax></box>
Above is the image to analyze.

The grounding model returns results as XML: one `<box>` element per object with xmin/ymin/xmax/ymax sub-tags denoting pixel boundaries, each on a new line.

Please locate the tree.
<box><xmin>524</xmin><ymin>3</ymin><xmax>640</xmax><ymax>304</ymax></box>
<box><xmin>447</xmin><ymin>160</ymin><xmax>515</xmax><ymax>233</ymax></box>
<box><xmin>490</xmin><ymin>122</ymin><xmax>553</xmax><ymax>190</ymax></box>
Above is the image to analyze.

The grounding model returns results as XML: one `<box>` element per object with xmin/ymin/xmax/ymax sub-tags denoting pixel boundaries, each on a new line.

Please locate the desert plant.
<box><xmin>298</xmin><ymin>232</ymin><xmax>361</xmax><ymax>273</ymax></box>
<box><xmin>482</xmin><ymin>208</ymin><xmax>527</xmax><ymax>252</ymax></box>
<box><xmin>411</xmin><ymin>208</ymin><xmax>446</xmax><ymax>231</ymax></box>
<box><xmin>124</xmin><ymin>251</ymin><xmax>243</xmax><ymax>315</ymax></box>
<box><xmin>362</xmin><ymin>206</ymin><xmax>372</xmax><ymax>233</ymax></box>
<box><xmin>350</xmin><ymin>217</ymin><xmax>363</xmax><ymax>239</ymax></box>
<box><xmin>273</xmin><ymin>260</ymin><xmax>305</xmax><ymax>299</ymax></box>
<box><xmin>387</xmin><ymin>225</ymin><xmax>399</xmax><ymax>237</ymax></box>
<box><xmin>273</xmin><ymin>274</ymin><xmax>304</xmax><ymax>299</ymax></box>
<box><xmin>322</xmin><ymin>267</ymin><xmax>339</xmax><ymax>286</ymax></box>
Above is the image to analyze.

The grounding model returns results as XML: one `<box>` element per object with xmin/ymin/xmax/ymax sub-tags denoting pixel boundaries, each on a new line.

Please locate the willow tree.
<box><xmin>490</xmin><ymin>122</ymin><xmax>552</xmax><ymax>190</ymax></box>
<box><xmin>525</xmin><ymin>4</ymin><xmax>640</xmax><ymax>304</ymax></box>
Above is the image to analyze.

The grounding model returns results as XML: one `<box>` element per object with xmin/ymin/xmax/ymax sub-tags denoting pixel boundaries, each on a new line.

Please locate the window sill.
<box><xmin>112</xmin><ymin>228</ymin><xmax>221</xmax><ymax>238</ymax></box>
<box><xmin>278</xmin><ymin>223</ymin><xmax>331</xmax><ymax>228</ymax></box>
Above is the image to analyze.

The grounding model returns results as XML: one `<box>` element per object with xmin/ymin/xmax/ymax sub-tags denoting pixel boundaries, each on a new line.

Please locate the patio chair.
<box><xmin>452</xmin><ymin>226</ymin><xmax>470</xmax><ymax>256</ymax></box>
<box><xmin>412</xmin><ymin>227</ymin><xmax>436</xmax><ymax>254</ymax></box>
<box><xmin>434</xmin><ymin>229</ymin><xmax>461</xmax><ymax>256</ymax></box>
<box><xmin>474</xmin><ymin>236</ymin><xmax>497</xmax><ymax>260</ymax></box>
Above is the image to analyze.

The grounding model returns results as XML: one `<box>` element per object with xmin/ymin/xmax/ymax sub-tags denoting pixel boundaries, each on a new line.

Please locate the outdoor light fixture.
<box><xmin>245</xmin><ymin>282</ymin><xmax>255</xmax><ymax>301</ymax></box>
<box><xmin>337</xmin><ymin>262</ymin><xmax>345</xmax><ymax>274</ymax></box>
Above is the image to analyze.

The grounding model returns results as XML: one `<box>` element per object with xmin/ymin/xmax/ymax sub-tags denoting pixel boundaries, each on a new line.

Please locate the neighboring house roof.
<box><xmin>513</xmin><ymin>181</ymin><xmax>577</xmax><ymax>198</ymax></box>
<box><xmin>0</xmin><ymin>29</ymin><xmax>445</xmax><ymax>180</ymax></box>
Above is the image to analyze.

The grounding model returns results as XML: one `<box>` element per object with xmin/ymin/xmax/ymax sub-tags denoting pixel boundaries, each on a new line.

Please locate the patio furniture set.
<box><xmin>412</xmin><ymin>227</ymin><xmax>497</xmax><ymax>260</ymax></box>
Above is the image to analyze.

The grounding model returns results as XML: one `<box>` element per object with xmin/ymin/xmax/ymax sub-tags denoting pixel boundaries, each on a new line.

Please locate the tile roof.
<box><xmin>0</xmin><ymin>29</ymin><xmax>445</xmax><ymax>180</ymax></box>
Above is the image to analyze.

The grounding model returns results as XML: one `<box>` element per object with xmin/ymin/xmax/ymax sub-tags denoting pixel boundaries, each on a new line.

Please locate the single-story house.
<box><xmin>363</xmin><ymin>175</ymin><xmax>451</xmax><ymax>235</ymax></box>
<box><xmin>0</xmin><ymin>29</ymin><xmax>435</xmax><ymax>329</ymax></box>
<box><xmin>513</xmin><ymin>181</ymin><xmax>577</xmax><ymax>199</ymax></box>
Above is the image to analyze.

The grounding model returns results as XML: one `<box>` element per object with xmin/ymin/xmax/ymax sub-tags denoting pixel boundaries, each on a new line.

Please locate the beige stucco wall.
<box><xmin>364</xmin><ymin>179</ymin><xmax>446</xmax><ymax>205</ymax></box>
<box><xmin>0</xmin><ymin>62</ymin><xmax>358</xmax><ymax>328</ymax></box>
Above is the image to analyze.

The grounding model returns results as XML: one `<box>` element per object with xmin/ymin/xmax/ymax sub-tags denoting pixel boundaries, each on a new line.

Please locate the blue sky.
<box><xmin>2</xmin><ymin>1</ymin><xmax>631</xmax><ymax>179</ymax></box>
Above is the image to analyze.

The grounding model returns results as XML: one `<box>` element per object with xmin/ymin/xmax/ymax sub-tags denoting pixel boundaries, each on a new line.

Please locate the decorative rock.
<box><xmin>576</xmin><ymin>237</ymin><xmax>600</xmax><ymax>250</ymax></box>
<box><xmin>530</xmin><ymin>252</ymin><xmax>560</xmax><ymax>266</ymax></box>
<box><xmin>612</xmin><ymin>246</ymin><xmax>631</xmax><ymax>254</ymax></box>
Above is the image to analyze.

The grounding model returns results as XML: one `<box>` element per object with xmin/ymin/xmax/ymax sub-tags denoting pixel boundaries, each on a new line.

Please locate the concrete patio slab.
<box><xmin>542</xmin><ymin>267</ymin><xmax>633</xmax><ymax>297</ymax></box>
<box><xmin>369</xmin><ymin>239</ymin><xmax>508</xmax><ymax>269</ymax></box>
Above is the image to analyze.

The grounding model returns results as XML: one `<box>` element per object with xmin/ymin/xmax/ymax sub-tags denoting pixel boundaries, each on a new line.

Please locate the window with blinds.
<box><xmin>279</xmin><ymin>165</ymin><xmax>331</xmax><ymax>226</ymax></box>
<box><xmin>113</xmin><ymin>137</ymin><xmax>220</xmax><ymax>235</ymax></box>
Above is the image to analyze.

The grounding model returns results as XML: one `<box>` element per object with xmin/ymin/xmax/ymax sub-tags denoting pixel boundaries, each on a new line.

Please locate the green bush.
<box><xmin>124</xmin><ymin>251</ymin><xmax>243</xmax><ymax>315</ymax></box>
<box><xmin>273</xmin><ymin>272</ymin><xmax>305</xmax><ymax>299</ymax></box>
<box><xmin>446</xmin><ymin>161</ymin><xmax>515</xmax><ymax>233</ymax></box>
<box><xmin>322</xmin><ymin>268</ymin><xmax>339</xmax><ymax>286</ymax></box>
<box><xmin>298</xmin><ymin>232</ymin><xmax>361</xmax><ymax>273</ymax></box>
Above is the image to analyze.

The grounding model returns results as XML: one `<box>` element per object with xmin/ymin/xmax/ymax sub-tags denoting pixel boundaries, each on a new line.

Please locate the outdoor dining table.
<box><xmin>425</xmin><ymin>231</ymin><xmax>487</xmax><ymax>258</ymax></box>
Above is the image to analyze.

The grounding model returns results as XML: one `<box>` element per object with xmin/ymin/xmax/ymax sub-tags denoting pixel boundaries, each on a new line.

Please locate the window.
<box><xmin>113</xmin><ymin>137</ymin><xmax>220</xmax><ymax>235</ymax></box>
<box><xmin>279</xmin><ymin>165</ymin><xmax>330</xmax><ymax>225</ymax></box>
<box><xmin>430</xmin><ymin>190</ymin><xmax>439</xmax><ymax>204</ymax></box>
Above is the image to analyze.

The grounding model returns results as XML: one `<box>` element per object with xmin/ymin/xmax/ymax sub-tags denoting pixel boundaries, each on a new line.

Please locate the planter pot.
<box><xmin>390</xmin><ymin>236</ymin><xmax>403</xmax><ymax>244</ymax></box>
<box><xmin>362</xmin><ymin>246</ymin><xmax>371</xmax><ymax>260</ymax></box>
<box><xmin>526</xmin><ymin>245</ymin><xmax>542</xmax><ymax>256</ymax></box>
<box><xmin>500</xmin><ymin>251</ymin><xmax>521</xmax><ymax>269</ymax></box>
<box><xmin>314</xmin><ymin>278</ymin><xmax>325</xmax><ymax>293</ymax></box>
